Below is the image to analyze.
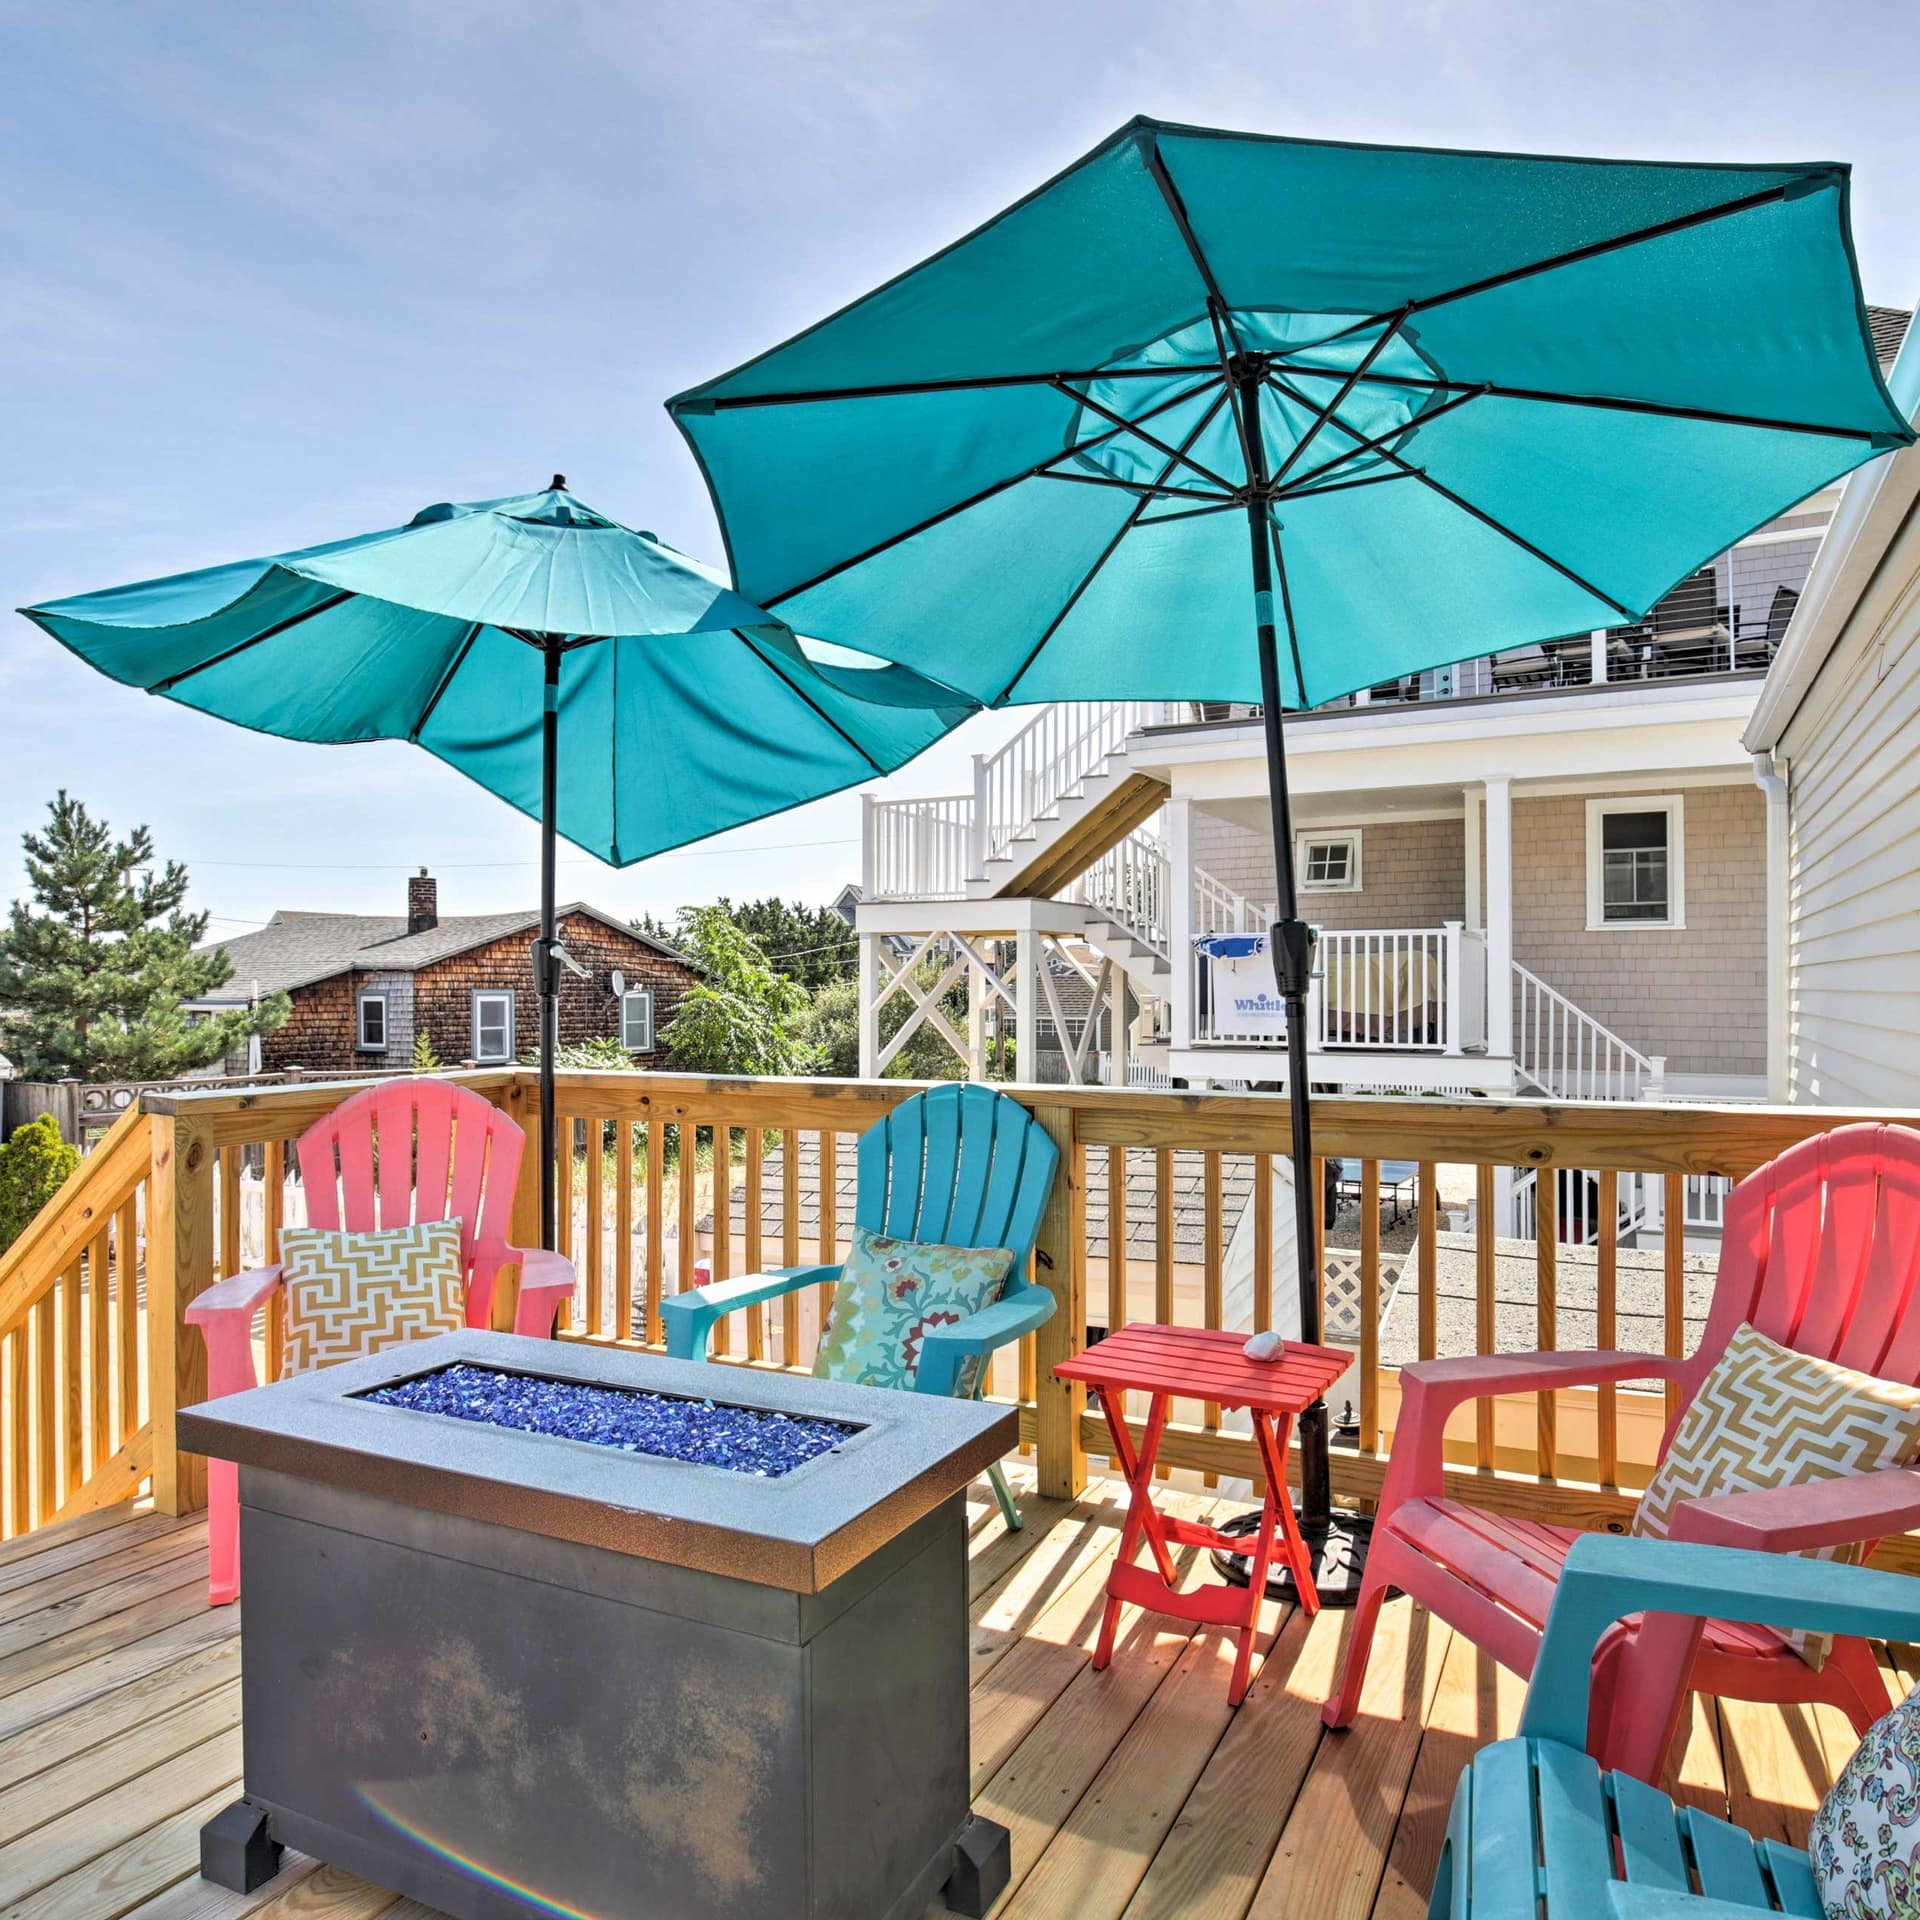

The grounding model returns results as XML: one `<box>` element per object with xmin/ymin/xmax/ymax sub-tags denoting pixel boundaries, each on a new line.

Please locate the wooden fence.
<box><xmin>5</xmin><ymin>1068</ymin><xmax>1919</xmax><ymax>1572</ymax></box>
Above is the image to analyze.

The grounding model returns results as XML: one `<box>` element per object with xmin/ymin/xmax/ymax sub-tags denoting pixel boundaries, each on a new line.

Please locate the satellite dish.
<box><xmin>610</xmin><ymin>969</ymin><xmax>627</xmax><ymax>998</ymax></box>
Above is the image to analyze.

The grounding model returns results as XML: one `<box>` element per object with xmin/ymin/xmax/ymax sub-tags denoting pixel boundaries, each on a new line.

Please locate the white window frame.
<box><xmin>620</xmin><ymin>987</ymin><xmax>654</xmax><ymax>1054</ymax></box>
<box><xmin>1297</xmin><ymin>828</ymin><xmax>1362</xmax><ymax>893</ymax></box>
<box><xmin>1586</xmin><ymin>794</ymin><xmax>1685</xmax><ymax>931</ymax></box>
<box><xmin>470</xmin><ymin>989</ymin><xmax>514</xmax><ymax>1065</ymax></box>
<box><xmin>355</xmin><ymin>990</ymin><xmax>388</xmax><ymax>1053</ymax></box>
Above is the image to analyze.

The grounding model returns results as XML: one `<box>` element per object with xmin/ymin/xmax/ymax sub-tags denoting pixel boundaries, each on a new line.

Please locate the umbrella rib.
<box><xmin>759</xmin><ymin>375</ymin><xmax>1217</xmax><ymax>609</ymax></box>
<box><xmin>1036</xmin><ymin>469</ymin><xmax>1234</xmax><ymax>504</ymax></box>
<box><xmin>1049</xmin><ymin>376</ymin><xmax>1240</xmax><ymax>493</ymax></box>
<box><xmin>150</xmin><ymin>589</ymin><xmax>355</xmax><ymax>693</ymax></box>
<box><xmin>1136</xmin><ymin>498</ymin><xmax>1245</xmax><ymax>526</ymax></box>
<box><xmin>1279</xmin><ymin>468</ymin><xmax>1418</xmax><ymax>503</ymax></box>
<box><xmin>1267</xmin><ymin>370</ymin><xmax>1641</xmax><ymax>623</ymax></box>
<box><xmin>682</xmin><ymin>362</ymin><xmax>1205</xmax><ymax>412</ymax></box>
<box><xmin>1271</xmin><ymin>383</ymin><xmax>1489</xmax><ymax>498</ymax></box>
<box><xmin>1279</xmin><ymin>363</ymin><xmax>1891</xmax><ymax>443</ymax></box>
<box><xmin>406</xmin><ymin>622</ymin><xmax>485</xmax><ymax>743</ymax></box>
<box><xmin>1135</xmin><ymin>130</ymin><xmax>1243</xmax><ymax>358</ymax></box>
<box><xmin>995</xmin><ymin>388</ymin><xmax>1234</xmax><ymax>703</ymax></box>
<box><xmin>735</xmin><ymin>630</ymin><xmax>890</xmax><ymax>775</ymax></box>
<box><xmin>1265</xmin><ymin>311</ymin><xmax>1413</xmax><ymax>492</ymax></box>
<box><xmin>1266</xmin><ymin>513</ymin><xmax>1310</xmax><ymax>710</ymax></box>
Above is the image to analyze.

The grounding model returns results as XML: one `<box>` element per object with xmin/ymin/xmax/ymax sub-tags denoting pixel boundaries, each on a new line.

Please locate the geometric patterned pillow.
<box><xmin>1809</xmin><ymin>1679</ymin><xmax>1920</xmax><ymax>1920</ymax></box>
<box><xmin>812</xmin><ymin>1224</ymin><xmax>1014</xmax><ymax>1395</ymax></box>
<box><xmin>1634</xmin><ymin>1322</ymin><xmax>1920</xmax><ymax>1667</ymax></box>
<box><xmin>278</xmin><ymin>1219</ymin><xmax>466</xmax><ymax>1377</ymax></box>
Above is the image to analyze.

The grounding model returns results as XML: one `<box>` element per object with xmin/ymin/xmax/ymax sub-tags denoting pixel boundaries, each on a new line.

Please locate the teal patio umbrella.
<box><xmin>669</xmin><ymin>119</ymin><xmax>1911</xmax><ymax>1595</ymax></box>
<box><xmin>21</xmin><ymin>480</ymin><xmax>973</xmax><ymax>1249</ymax></box>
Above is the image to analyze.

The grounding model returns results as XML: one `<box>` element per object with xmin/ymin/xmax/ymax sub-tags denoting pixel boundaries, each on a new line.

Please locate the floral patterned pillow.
<box><xmin>1810</xmin><ymin>1681</ymin><xmax>1920</xmax><ymax>1920</ymax></box>
<box><xmin>813</xmin><ymin>1225</ymin><xmax>1015</xmax><ymax>1395</ymax></box>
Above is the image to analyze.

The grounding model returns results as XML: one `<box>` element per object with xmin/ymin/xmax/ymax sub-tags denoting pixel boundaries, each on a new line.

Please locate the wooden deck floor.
<box><xmin>0</xmin><ymin>1474</ymin><xmax>1885</xmax><ymax>1920</ymax></box>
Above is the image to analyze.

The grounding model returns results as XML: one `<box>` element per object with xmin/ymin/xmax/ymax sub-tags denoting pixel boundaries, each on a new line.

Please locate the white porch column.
<box><xmin>1167</xmin><ymin>795</ymin><xmax>1195</xmax><ymax>1049</ymax></box>
<box><xmin>857</xmin><ymin>933</ymin><xmax>880</xmax><ymax>1080</ymax></box>
<box><xmin>1014</xmin><ymin>925</ymin><xmax>1038</xmax><ymax>1084</ymax></box>
<box><xmin>1590</xmin><ymin>627</ymin><xmax>1609</xmax><ymax>685</ymax></box>
<box><xmin>860</xmin><ymin>793</ymin><xmax>877</xmax><ymax>898</ymax></box>
<box><xmin>969</xmin><ymin>754</ymin><xmax>990</xmax><ymax>881</ymax></box>
<box><xmin>1106</xmin><ymin>974</ymin><xmax>1130</xmax><ymax>1087</ymax></box>
<box><xmin>1463</xmin><ymin>789</ymin><xmax>1482</xmax><ymax>931</ymax></box>
<box><xmin>1484</xmin><ymin>777</ymin><xmax>1514</xmax><ymax>1060</ymax></box>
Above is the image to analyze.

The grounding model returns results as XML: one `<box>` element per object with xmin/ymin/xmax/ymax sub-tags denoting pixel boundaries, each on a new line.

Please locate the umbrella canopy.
<box><xmin>668</xmin><ymin>118</ymin><xmax>1911</xmax><ymax>1590</ymax></box>
<box><xmin>21</xmin><ymin>481</ymin><xmax>975</xmax><ymax>1249</ymax></box>
<box><xmin>22</xmin><ymin>483</ymin><xmax>971</xmax><ymax>867</ymax></box>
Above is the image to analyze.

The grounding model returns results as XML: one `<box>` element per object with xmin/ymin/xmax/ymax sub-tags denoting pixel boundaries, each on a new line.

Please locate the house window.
<box><xmin>620</xmin><ymin>987</ymin><xmax>654</xmax><ymax>1053</ymax></box>
<box><xmin>356</xmin><ymin>991</ymin><xmax>388</xmax><ymax>1053</ymax></box>
<box><xmin>1586</xmin><ymin>796</ymin><xmax>1685</xmax><ymax>929</ymax></box>
<box><xmin>1298</xmin><ymin>830</ymin><xmax>1361</xmax><ymax>892</ymax></box>
<box><xmin>471</xmin><ymin>990</ymin><xmax>514</xmax><ymax>1064</ymax></box>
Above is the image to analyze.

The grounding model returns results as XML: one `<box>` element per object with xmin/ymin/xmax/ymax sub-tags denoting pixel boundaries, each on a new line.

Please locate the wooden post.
<box><xmin>491</xmin><ymin>1074</ymin><xmax>543</xmax><ymax>1330</ymax></box>
<box><xmin>146</xmin><ymin>1110</ymin><xmax>214</xmax><ymax>1515</ymax></box>
<box><xmin>1030</xmin><ymin>1101</ymin><xmax>1086</xmax><ymax>1500</ymax></box>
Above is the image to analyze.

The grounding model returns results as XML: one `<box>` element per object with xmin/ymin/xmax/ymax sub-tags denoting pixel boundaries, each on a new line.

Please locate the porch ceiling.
<box><xmin>1202</xmin><ymin>784</ymin><xmax>1467</xmax><ymax>834</ymax></box>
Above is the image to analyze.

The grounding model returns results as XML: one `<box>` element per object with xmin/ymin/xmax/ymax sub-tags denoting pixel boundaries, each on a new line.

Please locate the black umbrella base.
<box><xmin>1210</xmin><ymin>1507</ymin><xmax>1375</xmax><ymax>1608</ymax></box>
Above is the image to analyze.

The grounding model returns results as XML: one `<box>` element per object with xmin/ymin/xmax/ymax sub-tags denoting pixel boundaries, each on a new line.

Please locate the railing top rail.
<box><xmin>871</xmin><ymin>792</ymin><xmax>974</xmax><ymax>810</ymax></box>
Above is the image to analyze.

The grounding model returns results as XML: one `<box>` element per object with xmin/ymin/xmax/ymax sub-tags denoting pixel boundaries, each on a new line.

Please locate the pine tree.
<box><xmin>0</xmin><ymin>792</ymin><xmax>288</xmax><ymax>1080</ymax></box>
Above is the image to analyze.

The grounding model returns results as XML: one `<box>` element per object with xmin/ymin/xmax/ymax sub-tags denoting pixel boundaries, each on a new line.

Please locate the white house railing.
<box><xmin>864</xmin><ymin>794</ymin><xmax>972</xmax><ymax>900</ymax></box>
<box><xmin>977</xmin><ymin>700</ymin><xmax>1160</xmax><ymax>866</ymax></box>
<box><xmin>1512</xmin><ymin>961</ymin><xmax>1663</xmax><ymax>1101</ymax></box>
<box><xmin>1073</xmin><ymin>828</ymin><xmax>1172</xmax><ymax>957</ymax></box>
<box><xmin>1195</xmin><ymin>923</ymin><xmax>1467</xmax><ymax>1053</ymax></box>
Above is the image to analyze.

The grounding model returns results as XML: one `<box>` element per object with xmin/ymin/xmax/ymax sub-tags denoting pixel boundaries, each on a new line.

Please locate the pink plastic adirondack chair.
<box><xmin>186</xmin><ymin>1080</ymin><xmax>574</xmax><ymax>1604</ymax></box>
<box><xmin>1325</xmin><ymin>1123</ymin><xmax>1920</xmax><ymax>1783</ymax></box>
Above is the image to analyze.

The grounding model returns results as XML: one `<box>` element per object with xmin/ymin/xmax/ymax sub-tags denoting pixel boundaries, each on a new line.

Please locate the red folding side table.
<box><xmin>1055</xmin><ymin>1322</ymin><xmax>1350</xmax><ymax>1706</ymax></box>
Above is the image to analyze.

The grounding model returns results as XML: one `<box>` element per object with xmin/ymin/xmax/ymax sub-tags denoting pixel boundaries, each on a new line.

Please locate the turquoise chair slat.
<box><xmin>1757</xmin><ymin>1841</ymin><xmax>1823</xmax><ymax>1918</ymax></box>
<box><xmin>1460</xmin><ymin>1740</ymin><xmax>1536</xmax><ymax>1917</ymax></box>
<box><xmin>1681</xmin><ymin>1808</ymin><xmax>1771</xmax><ymax>1910</ymax></box>
<box><xmin>918</xmin><ymin>1086</ymin><xmax>964</xmax><ymax>1240</ymax></box>
<box><xmin>1535</xmin><ymin>1741</ymin><xmax>1612</xmax><ymax>1892</ymax></box>
<box><xmin>943</xmin><ymin>1084</ymin><xmax>1000</xmax><ymax>1244</ymax></box>
<box><xmin>881</xmin><ymin>1096</ymin><xmax>927</xmax><ymax>1239</ymax></box>
<box><xmin>1611</xmin><ymin>1771</ymin><xmax>1692</xmax><ymax>1893</ymax></box>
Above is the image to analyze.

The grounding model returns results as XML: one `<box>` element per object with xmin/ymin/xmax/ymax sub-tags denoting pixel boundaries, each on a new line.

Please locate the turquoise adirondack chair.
<box><xmin>1434</xmin><ymin>1533</ymin><xmax>1920</xmax><ymax>1919</ymax></box>
<box><xmin>662</xmin><ymin>1084</ymin><xmax>1059</xmax><ymax>1529</ymax></box>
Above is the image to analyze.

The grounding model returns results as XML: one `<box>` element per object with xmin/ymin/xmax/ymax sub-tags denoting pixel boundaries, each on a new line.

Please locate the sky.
<box><xmin>4</xmin><ymin>0</ymin><xmax>1918</xmax><ymax>944</ymax></box>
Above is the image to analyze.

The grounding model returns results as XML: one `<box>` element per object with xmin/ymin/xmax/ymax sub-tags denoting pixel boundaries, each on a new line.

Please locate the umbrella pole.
<box><xmin>536</xmin><ymin>636</ymin><xmax>561</xmax><ymax>1253</ymax></box>
<box><xmin>1209</xmin><ymin>362</ymin><xmax>1373</xmax><ymax>1602</ymax></box>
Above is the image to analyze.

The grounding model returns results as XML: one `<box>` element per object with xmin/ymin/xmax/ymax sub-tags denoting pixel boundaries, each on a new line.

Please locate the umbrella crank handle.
<box><xmin>532</xmin><ymin>936</ymin><xmax>591</xmax><ymax>993</ymax></box>
<box><xmin>1269</xmin><ymin>917</ymin><xmax>1318</xmax><ymax>998</ymax></box>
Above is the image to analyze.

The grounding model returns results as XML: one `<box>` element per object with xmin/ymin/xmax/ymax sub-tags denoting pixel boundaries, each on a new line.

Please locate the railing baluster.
<box><xmin>781</xmin><ymin>1127</ymin><xmax>801</xmax><ymax>1367</ymax></box>
<box><xmin>744</xmin><ymin>1126</ymin><xmax>765</xmax><ymax>1363</ymax></box>
<box><xmin>1107</xmin><ymin>1143</ymin><xmax>1127</xmax><ymax>1335</ymax></box>
<box><xmin>59</xmin><ymin>1260</ymin><xmax>82</xmax><ymax>1503</ymax></box>
<box><xmin>1253</xmin><ymin>1151</ymin><xmax>1273</xmax><ymax>1333</ymax></box>
<box><xmin>1154</xmin><ymin>1145</ymin><xmax>1173</xmax><ymax>1480</ymax></box>
<box><xmin>1537</xmin><ymin>1166</ymin><xmax>1558</xmax><ymax>1479</ymax></box>
<box><xmin>615</xmin><ymin>1119</ymin><xmax>635</xmax><ymax>1344</ymax></box>
<box><xmin>817</xmin><ymin>1130</ymin><xmax>838</xmax><ymax>1363</ymax></box>
<box><xmin>711</xmin><ymin>1122</ymin><xmax>732</xmax><ymax>1358</ymax></box>
<box><xmin>6</xmin><ymin>1329</ymin><xmax>26</xmax><ymax>1537</ymax></box>
<box><xmin>1475</xmin><ymin>1163</ymin><xmax>1496</xmax><ymax>1470</ymax></box>
<box><xmin>1597</xmin><ymin>1168</ymin><xmax>1619</xmax><ymax>1489</ymax></box>
<box><xmin>33</xmin><ymin>1291</ymin><xmax>54</xmax><ymax>1524</ymax></box>
<box><xmin>88</xmin><ymin>1225</ymin><xmax>111</xmax><ymax>1472</ymax></box>
<box><xmin>1359</xmin><ymin>1160</ymin><xmax>1380</xmax><ymax>1455</ymax></box>
<box><xmin>676</xmin><ymin>1121</ymin><xmax>697</xmax><ymax>1300</ymax></box>
<box><xmin>1417</xmin><ymin>1161</ymin><xmax>1438</xmax><ymax>1363</ymax></box>
<box><xmin>1664</xmin><ymin>1171</ymin><xmax>1686</xmax><ymax>1425</ymax></box>
<box><xmin>117</xmin><ymin>1194</ymin><xmax>141</xmax><ymax>1430</ymax></box>
<box><xmin>1202</xmin><ymin>1150</ymin><xmax>1223</xmax><ymax>1486</ymax></box>
<box><xmin>556</xmin><ymin>1120</ymin><xmax>576</xmax><ymax>1331</ymax></box>
<box><xmin>645</xmin><ymin>1119</ymin><xmax>664</xmax><ymax>1346</ymax></box>
<box><xmin>585</xmin><ymin>1118</ymin><xmax>604</xmax><ymax>1339</ymax></box>
<box><xmin>263</xmin><ymin>1153</ymin><xmax>284</xmax><ymax>1382</ymax></box>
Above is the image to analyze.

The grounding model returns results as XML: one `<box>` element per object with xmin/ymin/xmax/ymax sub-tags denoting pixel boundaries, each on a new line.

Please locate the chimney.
<box><xmin>407</xmin><ymin>868</ymin><xmax>438</xmax><ymax>935</ymax></box>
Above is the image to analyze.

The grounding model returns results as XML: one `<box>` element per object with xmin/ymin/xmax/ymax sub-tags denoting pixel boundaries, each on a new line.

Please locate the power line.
<box><xmin>179</xmin><ymin>834</ymin><xmax>860</xmax><ymax>871</ymax></box>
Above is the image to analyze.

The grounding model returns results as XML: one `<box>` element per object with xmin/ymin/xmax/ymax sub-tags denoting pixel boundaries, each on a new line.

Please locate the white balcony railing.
<box><xmin>1512</xmin><ymin>962</ymin><xmax>1662</xmax><ymax>1100</ymax></box>
<box><xmin>978</xmin><ymin>700</ymin><xmax>1161</xmax><ymax>866</ymax></box>
<box><xmin>863</xmin><ymin>794</ymin><xmax>972</xmax><ymax>900</ymax></box>
<box><xmin>1195</xmin><ymin>923</ymin><xmax>1468</xmax><ymax>1053</ymax></box>
<box><xmin>1074</xmin><ymin>828</ymin><xmax>1172</xmax><ymax>956</ymax></box>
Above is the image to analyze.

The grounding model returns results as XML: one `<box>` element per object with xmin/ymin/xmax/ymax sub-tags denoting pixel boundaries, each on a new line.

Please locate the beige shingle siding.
<box><xmin>1781</xmin><ymin>554</ymin><xmax>1920</xmax><ymax>1105</ymax></box>
<box><xmin>1511</xmin><ymin>786</ymin><xmax>1766</xmax><ymax>1076</ymax></box>
<box><xmin>1192</xmin><ymin>813</ymin><xmax>1466</xmax><ymax>926</ymax></box>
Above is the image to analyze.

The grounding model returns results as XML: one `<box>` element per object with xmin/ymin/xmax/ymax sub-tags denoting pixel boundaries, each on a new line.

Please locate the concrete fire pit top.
<box><xmin>177</xmin><ymin>1331</ymin><xmax>1018</xmax><ymax>1593</ymax></box>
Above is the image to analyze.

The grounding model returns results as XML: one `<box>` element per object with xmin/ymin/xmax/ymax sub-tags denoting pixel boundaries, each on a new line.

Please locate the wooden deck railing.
<box><xmin>7</xmin><ymin>1069</ymin><xmax>1920</xmax><ymax>1574</ymax></box>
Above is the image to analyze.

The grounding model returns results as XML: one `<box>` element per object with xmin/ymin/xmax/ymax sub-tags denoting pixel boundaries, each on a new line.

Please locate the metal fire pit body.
<box><xmin>179</xmin><ymin>1331</ymin><xmax>1017</xmax><ymax>1920</ymax></box>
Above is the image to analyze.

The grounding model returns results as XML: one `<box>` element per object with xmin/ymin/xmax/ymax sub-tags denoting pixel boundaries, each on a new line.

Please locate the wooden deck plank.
<box><xmin>118</xmin><ymin>1851</ymin><xmax>318</xmax><ymax>1920</ymax></box>
<box><xmin>0</xmin><ymin>1603</ymin><xmax>237</xmax><ymax>1745</ymax></box>
<box><xmin>8</xmin><ymin>1781</ymin><xmax>242</xmax><ymax>1920</ymax></box>
<box><xmin>0</xmin><ymin>1633</ymin><xmax>241</xmax><ymax>1796</ymax></box>
<box><xmin>0</xmin><ymin>1680</ymin><xmax>242</xmax><ymax>1840</ymax></box>
<box><xmin>1244</xmin><ymin>1597</ymin><xmax>1454</xmax><ymax>1920</ymax></box>
<box><xmin>1715</xmin><ymin>1695</ymin><xmax>1838</xmax><ymax>1850</ymax></box>
<box><xmin>0</xmin><ymin>1511</ymin><xmax>197</xmax><ymax>1600</ymax></box>
<box><xmin>0</xmin><ymin>1727</ymin><xmax>242</xmax><ymax>1909</ymax></box>
<box><xmin>0</xmin><ymin>1565</ymin><xmax>211</xmax><ymax>1700</ymax></box>
<box><xmin>0</xmin><ymin>1501</ymin><xmax>158</xmax><ymax>1574</ymax></box>
<box><xmin>1001</xmin><ymin>1596</ymin><xmax>1289</xmax><ymax>1920</ymax></box>
<box><xmin>0</xmin><ymin>1530</ymin><xmax>211</xmax><ymax>1651</ymax></box>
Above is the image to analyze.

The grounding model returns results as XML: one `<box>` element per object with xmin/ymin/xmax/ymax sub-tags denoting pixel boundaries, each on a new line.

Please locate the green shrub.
<box><xmin>0</xmin><ymin>1115</ymin><xmax>80</xmax><ymax>1252</ymax></box>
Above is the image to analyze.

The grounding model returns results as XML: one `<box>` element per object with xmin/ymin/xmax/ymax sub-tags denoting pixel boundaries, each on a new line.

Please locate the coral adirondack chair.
<box><xmin>662</xmin><ymin>1083</ymin><xmax>1058</xmax><ymax>1531</ymax></box>
<box><xmin>187</xmin><ymin>1080</ymin><xmax>575</xmax><ymax>1604</ymax></box>
<box><xmin>1433</xmin><ymin>1532</ymin><xmax>1920</xmax><ymax>1920</ymax></box>
<box><xmin>1327</xmin><ymin>1123</ymin><xmax>1920</xmax><ymax>1781</ymax></box>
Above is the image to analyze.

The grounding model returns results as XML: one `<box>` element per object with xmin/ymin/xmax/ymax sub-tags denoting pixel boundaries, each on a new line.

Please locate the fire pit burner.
<box><xmin>361</xmin><ymin>1361</ymin><xmax>858</xmax><ymax>1476</ymax></box>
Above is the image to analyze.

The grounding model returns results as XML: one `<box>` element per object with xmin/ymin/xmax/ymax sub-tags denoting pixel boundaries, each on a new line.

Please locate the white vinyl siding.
<box><xmin>1780</xmin><ymin>545</ymin><xmax>1920</xmax><ymax>1106</ymax></box>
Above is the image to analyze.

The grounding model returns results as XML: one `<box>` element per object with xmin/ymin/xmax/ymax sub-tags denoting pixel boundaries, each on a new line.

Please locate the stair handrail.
<box><xmin>1511</xmin><ymin>960</ymin><xmax>1660</xmax><ymax>1101</ymax></box>
<box><xmin>1077</xmin><ymin>827</ymin><xmax>1173</xmax><ymax>956</ymax></box>
<box><xmin>976</xmin><ymin>700</ymin><xmax>1159</xmax><ymax>865</ymax></box>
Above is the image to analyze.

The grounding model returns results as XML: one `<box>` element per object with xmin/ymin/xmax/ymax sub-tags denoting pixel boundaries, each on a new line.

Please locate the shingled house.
<box><xmin>191</xmin><ymin>871</ymin><xmax>695</xmax><ymax>1073</ymax></box>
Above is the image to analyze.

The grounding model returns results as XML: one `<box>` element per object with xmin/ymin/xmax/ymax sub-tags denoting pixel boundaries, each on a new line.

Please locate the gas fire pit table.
<box><xmin>179</xmin><ymin>1329</ymin><xmax>1016</xmax><ymax>1920</ymax></box>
